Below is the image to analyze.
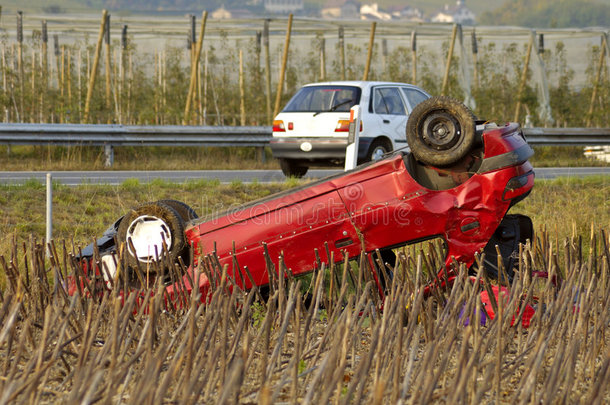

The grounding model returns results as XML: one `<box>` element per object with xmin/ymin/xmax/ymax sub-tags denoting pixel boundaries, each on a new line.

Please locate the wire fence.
<box><xmin>0</xmin><ymin>12</ymin><xmax>608</xmax><ymax>127</ymax></box>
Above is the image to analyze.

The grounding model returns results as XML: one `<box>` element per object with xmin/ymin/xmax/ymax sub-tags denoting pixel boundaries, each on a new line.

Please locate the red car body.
<box><xmin>72</xmin><ymin>121</ymin><xmax>534</xmax><ymax>314</ymax></box>
<box><xmin>171</xmin><ymin>122</ymin><xmax>533</xmax><ymax>298</ymax></box>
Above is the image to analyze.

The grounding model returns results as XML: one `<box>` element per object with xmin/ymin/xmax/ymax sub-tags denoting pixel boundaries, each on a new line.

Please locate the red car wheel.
<box><xmin>406</xmin><ymin>96</ymin><xmax>477</xmax><ymax>167</ymax></box>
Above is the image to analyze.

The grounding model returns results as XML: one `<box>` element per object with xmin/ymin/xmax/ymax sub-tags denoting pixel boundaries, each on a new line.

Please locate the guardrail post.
<box><xmin>258</xmin><ymin>147</ymin><xmax>266</xmax><ymax>164</ymax></box>
<box><xmin>104</xmin><ymin>144</ymin><xmax>114</xmax><ymax>167</ymax></box>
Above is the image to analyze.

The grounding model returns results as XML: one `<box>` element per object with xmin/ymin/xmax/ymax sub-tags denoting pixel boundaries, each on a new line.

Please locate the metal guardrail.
<box><xmin>521</xmin><ymin>128</ymin><xmax>610</xmax><ymax>146</ymax></box>
<box><xmin>0</xmin><ymin>123</ymin><xmax>608</xmax><ymax>166</ymax></box>
<box><xmin>0</xmin><ymin>123</ymin><xmax>272</xmax><ymax>166</ymax></box>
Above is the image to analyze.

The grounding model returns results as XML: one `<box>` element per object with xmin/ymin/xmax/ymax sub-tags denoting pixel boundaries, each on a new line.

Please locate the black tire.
<box><xmin>470</xmin><ymin>214</ymin><xmax>533</xmax><ymax>284</ymax></box>
<box><xmin>406</xmin><ymin>96</ymin><xmax>476</xmax><ymax>167</ymax></box>
<box><xmin>157</xmin><ymin>199</ymin><xmax>199</xmax><ymax>222</ymax></box>
<box><xmin>279</xmin><ymin>158</ymin><xmax>308</xmax><ymax>178</ymax></box>
<box><xmin>367</xmin><ymin>139</ymin><xmax>392</xmax><ymax>162</ymax></box>
<box><xmin>117</xmin><ymin>201</ymin><xmax>187</xmax><ymax>270</ymax></box>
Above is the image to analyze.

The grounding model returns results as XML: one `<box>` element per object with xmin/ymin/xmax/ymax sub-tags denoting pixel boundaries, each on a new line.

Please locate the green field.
<box><xmin>0</xmin><ymin>175</ymin><xmax>607</xmax><ymax>259</ymax></box>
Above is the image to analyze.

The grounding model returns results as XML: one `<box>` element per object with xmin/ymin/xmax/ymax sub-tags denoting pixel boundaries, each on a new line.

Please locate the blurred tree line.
<box><xmin>482</xmin><ymin>0</ymin><xmax>610</xmax><ymax>28</ymax></box>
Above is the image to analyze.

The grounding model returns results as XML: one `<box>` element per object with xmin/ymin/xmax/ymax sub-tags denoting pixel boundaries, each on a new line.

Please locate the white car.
<box><xmin>270</xmin><ymin>81</ymin><xmax>431</xmax><ymax>177</ymax></box>
<box><xmin>584</xmin><ymin>146</ymin><xmax>610</xmax><ymax>163</ymax></box>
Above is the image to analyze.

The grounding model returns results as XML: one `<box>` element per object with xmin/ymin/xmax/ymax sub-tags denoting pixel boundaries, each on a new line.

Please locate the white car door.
<box><xmin>370</xmin><ymin>86</ymin><xmax>409</xmax><ymax>150</ymax></box>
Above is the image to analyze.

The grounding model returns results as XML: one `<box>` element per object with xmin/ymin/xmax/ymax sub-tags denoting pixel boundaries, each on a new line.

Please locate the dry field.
<box><xmin>0</xmin><ymin>176</ymin><xmax>608</xmax><ymax>403</ymax></box>
<box><xmin>0</xmin><ymin>224</ymin><xmax>608</xmax><ymax>403</ymax></box>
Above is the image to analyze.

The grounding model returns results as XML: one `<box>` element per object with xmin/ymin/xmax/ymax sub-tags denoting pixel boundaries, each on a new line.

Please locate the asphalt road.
<box><xmin>0</xmin><ymin>167</ymin><xmax>608</xmax><ymax>186</ymax></box>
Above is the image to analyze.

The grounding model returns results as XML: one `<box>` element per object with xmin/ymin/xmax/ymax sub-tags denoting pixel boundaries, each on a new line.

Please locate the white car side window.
<box><xmin>402</xmin><ymin>88</ymin><xmax>429</xmax><ymax>112</ymax></box>
<box><xmin>373</xmin><ymin>88</ymin><xmax>406</xmax><ymax>116</ymax></box>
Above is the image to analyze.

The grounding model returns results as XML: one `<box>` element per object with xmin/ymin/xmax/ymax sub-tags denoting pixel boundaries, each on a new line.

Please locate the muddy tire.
<box><xmin>279</xmin><ymin>158</ymin><xmax>308</xmax><ymax>178</ymax></box>
<box><xmin>117</xmin><ymin>201</ymin><xmax>187</xmax><ymax>269</ymax></box>
<box><xmin>406</xmin><ymin>96</ymin><xmax>476</xmax><ymax>167</ymax></box>
<box><xmin>157</xmin><ymin>199</ymin><xmax>198</xmax><ymax>222</ymax></box>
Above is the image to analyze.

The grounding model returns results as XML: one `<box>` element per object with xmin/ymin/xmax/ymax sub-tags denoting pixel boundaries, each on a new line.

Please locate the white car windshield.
<box><xmin>282</xmin><ymin>86</ymin><xmax>361</xmax><ymax>113</ymax></box>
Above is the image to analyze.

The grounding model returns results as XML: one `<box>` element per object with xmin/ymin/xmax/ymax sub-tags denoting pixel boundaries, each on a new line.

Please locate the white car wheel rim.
<box><xmin>372</xmin><ymin>147</ymin><xmax>386</xmax><ymax>161</ymax></box>
<box><xmin>126</xmin><ymin>215</ymin><xmax>172</xmax><ymax>263</ymax></box>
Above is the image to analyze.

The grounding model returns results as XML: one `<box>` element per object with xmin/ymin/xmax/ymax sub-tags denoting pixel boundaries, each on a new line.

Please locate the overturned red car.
<box><xmin>74</xmin><ymin>97</ymin><xmax>535</xmax><ymax>310</ymax></box>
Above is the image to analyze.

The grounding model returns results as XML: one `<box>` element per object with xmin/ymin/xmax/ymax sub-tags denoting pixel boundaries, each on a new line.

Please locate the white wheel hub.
<box><xmin>125</xmin><ymin>215</ymin><xmax>172</xmax><ymax>263</ymax></box>
<box><xmin>371</xmin><ymin>146</ymin><xmax>386</xmax><ymax>161</ymax></box>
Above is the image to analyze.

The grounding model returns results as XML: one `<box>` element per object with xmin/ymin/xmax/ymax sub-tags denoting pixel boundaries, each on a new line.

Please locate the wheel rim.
<box><xmin>125</xmin><ymin>215</ymin><xmax>172</xmax><ymax>263</ymax></box>
<box><xmin>420</xmin><ymin>111</ymin><xmax>461</xmax><ymax>150</ymax></box>
<box><xmin>371</xmin><ymin>146</ymin><xmax>387</xmax><ymax>161</ymax></box>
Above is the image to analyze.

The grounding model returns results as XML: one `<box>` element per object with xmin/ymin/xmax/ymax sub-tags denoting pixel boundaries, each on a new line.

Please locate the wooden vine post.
<box><xmin>362</xmin><ymin>22</ymin><xmax>376</xmax><ymax>81</ymax></box>
<box><xmin>272</xmin><ymin>13</ymin><xmax>293</xmax><ymax>119</ymax></box>
<box><xmin>66</xmin><ymin>48</ymin><xmax>72</xmax><ymax>116</ymax></box>
<box><xmin>514</xmin><ymin>32</ymin><xmax>534</xmax><ymax>123</ymax></box>
<box><xmin>441</xmin><ymin>24</ymin><xmax>458</xmax><ymax>96</ymax></box>
<box><xmin>239</xmin><ymin>49</ymin><xmax>246</xmax><ymax>126</ymax></box>
<box><xmin>319</xmin><ymin>36</ymin><xmax>326</xmax><ymax>81</ymax></box>
<box><xmin>84</xmin><ymin>10</ymin><xmax>108</xmax><ymax>124</ymax></box>
<box><xmin>411</xmin><ymin>31</ymin><xmax>417</xmax><ymax>85</ymax></box>
<box><xmin>183</xmin><ymin>11</ymin><xmax>207</xmax><ymax>125</ymax></box>
<box><xmin>17</xmin><ymin>11</ymin><xmax>24</xmax><ymax>120</ymax></box>
<box><xmin>119</xmin><ymin>25</ymin><xmax>127</xmax><ymax>123</ymax></box>
<box><xmin>586</xmin><ymin>35</ymin><xmax>607</xmax><ymax>127</ymax></box>
<box><xmin>471</xmin><ymin>29</ymin><xmax>478</xmax><ymax>90</ymax></box>
<box><xmin>104</xmin><ymin>13</ymin><xmax>112</xmax><ymax>113</ymax></box>
<box><xmin>60</xmin><ymin>45</ymin><xmax>65</xmax><ymax>122</ymax></box>
<box><xmin>263</xmin><ymin>20</ymin><xmax>272</xmax><ymax>124</ymax></box>
<box><xmin>338</xmin><ymin>26</ymin><xmax>346</xmax><ymax>80</ymax></box>
<box><xmin>41</xmin><ymin>20</ymin><xmax>48</xmax><ymax>122</ymax></box>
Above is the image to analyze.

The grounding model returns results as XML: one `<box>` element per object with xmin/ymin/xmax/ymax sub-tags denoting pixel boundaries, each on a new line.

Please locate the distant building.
<box><xmin>431</xmin><ymin>0</ymin><xmax>475</xmax><ymax>24</ymax></box>
<box><xmin>321</xmin><ymin>0</ymin><xmax>360</xmax><ymax>20</ymax></box>
<box><xmin>211</xmin><ymin>6</ymin><xmax>256</xmax><ymax>19</ymax></box>
<box><xmin>264</xmin><ymin>0</ymin><xmax>304</xmax><ymax>14</ymax></box>
<box><xmin>360</xmin><ymin>3</ymin><xmax>392</xmax><ymax>21</ymax></box>
<box><xmin>387</xmin><ymin>5</ymin><xmax>424</xmax><ymax>21</ymax></box>
<box><xmin>211</xmin><ymin>6</ymin><xmax>232</xmax><ymax>19</ymax></box>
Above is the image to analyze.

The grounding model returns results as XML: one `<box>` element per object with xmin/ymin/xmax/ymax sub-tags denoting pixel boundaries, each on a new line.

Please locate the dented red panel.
<box><xmin>481</xmin><ymin>123</ymin><xmax>528</xmax><ymax>159</ymax></box>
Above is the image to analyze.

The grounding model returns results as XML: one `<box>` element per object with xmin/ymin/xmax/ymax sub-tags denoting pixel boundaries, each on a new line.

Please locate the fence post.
<box><xmin>381</xmin><ymin>38</ymin><xmax>388</xmax><ymax>76</ymax></box>
<box><xmin>104</xmin><ymin>13</ymin><xmax>112</xmax><ymax>113</ymax></box>
<box><xmin>339</xmin><ymin>26</ymin><xmax>346</xmax><ymax>80</ymax></box>
<box><xmin>471</xmin><ymin>29</ymin><xmax>478</xmax><ymax>90</ymax></box>
<box><xmin>84</xmin><ymin>10</ymin><xmax>108</xmax><ymax>123</ymax></box>
<box><xmin>514</xmin><ymin>32</ymin><xmax>534</xmax><ymax>123</ymax></box>
<box><xmin>42</xmin><ymin>20</ymin><xmax>48</xmax><ymax>122</ymax></box>
<box><xmin>319</xmin><ymin>36</ymin><xmax>326</xmax><ymax>81</ymax></box>
<box><xmin>362</xmin><ymin>22</ymin><xmax>376</xmax><ymax>81</ymax></box>
<box><xmin>273</xmin><ymin>14</ymin><xmax>293</xmax><ymax>118</ymax></box>
<box><xmin>46</xmin><ymin>173</ymin><xmax>52</xmax><ymax>257</ymax></box>
<box><xmin>239</xmin><ymin>49</ymin><xmax>246</xmax><ymax>126</ymax></box>
<box><xmin>532</xmin><ymin>30</ymin><xmax>553</xmax><ymax>125</ymax></box>
<box><xmin>263</xmin><ymin>20</ymin><xmax>272</xmax><ymax>124</ymax></box>
<box><xmin>17</xmin><ymin>11</ymin><xmax>24</xmax><ymax>121</ymax></box>
<box><xmin>586</xmin><ymin>35</ymin><xmax>607</xmax><ymax>127</ymax></box>
<box><xmin>183</xmin><ymin>10</ymin><xmax>207</xmax><ymax>125</ymax></box>
<box><xmin>411</xmin><ymin>31</ymin><xmax>417</xmax><ymax>85</ymax></box>
<box><xmin>441</xmin><ymin>24</ymin><xmax>458</xmax><ymax>96</ymax></box>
